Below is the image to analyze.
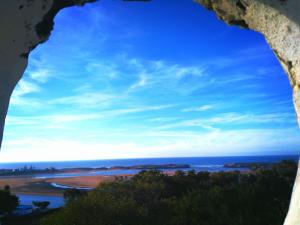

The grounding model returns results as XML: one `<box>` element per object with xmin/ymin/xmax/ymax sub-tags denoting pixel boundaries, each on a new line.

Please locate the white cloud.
<box><xmin>50</xmin><ymin>92</ymin><xmax>117</xmax><ymax>108</ymax></box>
<box><xmin>105</xmin><ymin>104</ymin><xmax>174</xmax><ymax>116</ymax></box>
<box><xmin>10</xmin><ymin>80</ymin><xmax>41</xmax><ymax>106</ymax></box>
<box><xmin>175</xmin><ymin>66</ymin><xmax>204</xmax><ymax>78</ymax></box>
<box><xmin>6</xmin><ymin>104</ymin><xmax>174</xmax><ymax>128</ymax></box>
<box><xmin>85</xmin><ymin>62</ymin><xmax>119</xmax><ymax>80</ymax></box>
<box><xmin>29</xmin><ymin>69</ymin><xmax>51</xmax><ymax>83</ymax></box>
<box><xmin>47</xmin><ymin>114</ymin><xmax>101</xmax><ymax>124</ymax></box>
<box><xmin>4</xmin><ymin>41</ymin><xmax>296</xmax><ymax>161</ymax></box>
<box><xmin>86</xmin><ymin>56</ymin><xmax>208</xmax><ymax>95</ymax></box>
<box><xmin>1</xmin><ymin>127</ymin><xmax>299</xmax><ymax>162</ymax></box>
<box><xmin>5</xmin><ymin>116</ymin><xmax>39</xmax><ymax>126</ymax></box>
<box><xmin>157</xmin><ymin>119</ymin><xmax>217</xmax><ymax>131</ymax></box>
<box><xmin>206</xmin><ymin>112</ymin><xmax>295</xmax><ymax>125</ymax></box>
<box><xmin>130</xmin><ymin>73</ymin><xmax>148</xmax><ymax>90</ymax></box>
<box><xmin>13</xmin><ymin>80</ymin><xmax>40</xmax><ymax>97</ymax></box>
<box><xmin>156</xmin><ymin>112</ymin><xmax>296</xmax><ymax>131</ymax></box>
<box><xmin>148</xmin><ymin>117</ymin><xmax>179</xmax><ymax>122</ymax></box>
<box><xmin>5</xmin><ymin>115</ymin><xmax>92</xmax><ymax>126</ymax></box>
<box><xmin>182</xmin><ymin>104</ymin><xmax>213</xmax><ymax>112</ymax></box>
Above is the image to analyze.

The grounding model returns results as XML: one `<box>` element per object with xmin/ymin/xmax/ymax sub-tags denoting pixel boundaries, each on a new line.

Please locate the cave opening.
<box><xmin>1</xmin><ymin>0</ymin><xmax>299</xmax><ymax>162</ymax></box>
<box><xmin>0</xmin><ymin>1</ymin><xmax>299</xmax><ymax>225</ymax></box>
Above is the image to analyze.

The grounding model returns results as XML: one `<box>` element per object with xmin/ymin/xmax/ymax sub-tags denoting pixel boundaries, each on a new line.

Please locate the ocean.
<box><xmin>2</xmin><ymin>155</ymin><xmax>298</xmax><ymax>209</ymax></box>
<box><xmin>0</xmin><ymin>155</ymin><xmax>298</xmax><ymax>174</ymax></box>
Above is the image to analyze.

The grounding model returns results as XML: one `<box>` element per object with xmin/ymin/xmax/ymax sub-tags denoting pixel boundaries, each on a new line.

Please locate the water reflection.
<box><xmin>18</xmin><ymin>194</ymin><xmax>64</xmax><ymax>208</ymax></box>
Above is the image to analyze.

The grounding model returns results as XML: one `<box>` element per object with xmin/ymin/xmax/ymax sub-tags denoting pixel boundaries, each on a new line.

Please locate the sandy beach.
<box><xmin>0</xmin><ymin>175</ymin><xmax>120</xmax><ymax>196</ymax></box>
<box><xmin>0</xmin><ymin>168</ymin><xmax>179</xmax><ymax>196</ymax></box>
<box><xmin>0</xmin><ymin>168</ymin><xmax>249</xmax><ymax>197</ymax></box>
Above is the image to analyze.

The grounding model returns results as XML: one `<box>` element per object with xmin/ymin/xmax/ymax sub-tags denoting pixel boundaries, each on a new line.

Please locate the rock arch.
<box><xmin>0</xmin><ymin>0</ymin><xmax>299</xmax><ymax>224</ymax></box>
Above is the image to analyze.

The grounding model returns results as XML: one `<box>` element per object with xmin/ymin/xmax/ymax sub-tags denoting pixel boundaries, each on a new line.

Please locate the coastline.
<box><xmin>0</xmin><ymin>170</ymin><xmax>238</xmax><ymax>196</ymax></box>
<box><xmin>0</xmin><ymin>158</ymin><xmax>296</xmax><ymax>197</ymax></box>
<box><xmin>0</xmin><ymin>175</ymin><xmax>128</xmax><ymax>196</ymax></box>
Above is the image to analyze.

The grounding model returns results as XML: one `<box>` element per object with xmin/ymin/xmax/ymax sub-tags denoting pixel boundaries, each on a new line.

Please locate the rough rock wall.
<box><xmin>0</xmin><ymin>0</ymin><xmax>95</xmax><ymax>147</ymax></box>
<box><xmin>195</xmin><ymin>1</ymin><xmax>300</xmax><ymax>224</ymax></box>
<box><xmin>0</xmin><ymin>0</ymin><xmax>299</xmax><ymax>224</ymax></box>
<box><xmin>285</xmin><ymin>160</ymin><xmax>300</xmax><ymax>225</ymax></box>
<box><xmin>195</xmin><ymin>0</ymin><xmax>300</xmax><ymax>125</ymax></box>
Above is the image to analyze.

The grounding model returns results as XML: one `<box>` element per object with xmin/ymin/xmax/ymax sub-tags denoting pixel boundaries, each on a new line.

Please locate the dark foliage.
<box><xmin>63</xmin><ymin>189</ymin><xmax>87</xmax><ymax>203</ymax></box>
<box><xmin>2</xmin><ymin>209</ymin><xmax>59</xmax><ymax>225</ymax></box>
<box><xmin>0</xmin><ymin>185</ymin><xmax>19</xmax><ymax>214</ymax></box>
<box><xmin>40</xmin><ymin>160</ymin><xmax>297</xmax><ymax>225</ymax></box>
<box><xmin>32</xmin><ymin>201</ymin><xmax>50</xmax><ymax>210</ymax></box>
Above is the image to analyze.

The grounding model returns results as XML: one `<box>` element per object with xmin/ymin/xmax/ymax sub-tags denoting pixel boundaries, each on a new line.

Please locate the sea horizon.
<box><xmin>1</xmin><ymin>153</ymin><xmax>299</xmax><ymax>163</ymax></box>
<box><xmin>0</xmin><ymin>154</ymin><xmax>298</xmax><ymax>170</ymax></box>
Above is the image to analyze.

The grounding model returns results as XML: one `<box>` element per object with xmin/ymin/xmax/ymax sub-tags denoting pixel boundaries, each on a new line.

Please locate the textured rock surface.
<box><xmin>285</xmin><ymin>160</ymin><xmax>300</xmax><ymax>225</ymax></box>
<box><xmin>195</xmin><ymin>0</ymin><xmax>300</xmax><ymax>124</ymax></box>
<box><xmin>195</xmin><ymin>1</ymin><xmax>300</xmax><ymax>224</ymax></box>
<box><xmin>0</xmin><ymin>0</ymin><xmax>299</xmax><ymax>224</ymax></box>
<box><xmin>0</xmin><ymin>0</ymin><xmax>96</xmax><ymax>147</ymax></box>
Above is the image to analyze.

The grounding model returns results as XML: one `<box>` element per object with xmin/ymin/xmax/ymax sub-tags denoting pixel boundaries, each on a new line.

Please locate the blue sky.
<box><xmin>1</xmin><ymin>0</ymin><xmax>300</xmax><ymax>162</ymax></box>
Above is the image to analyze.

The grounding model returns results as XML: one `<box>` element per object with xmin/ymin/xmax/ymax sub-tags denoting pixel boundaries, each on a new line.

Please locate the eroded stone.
<box><xmin>0</xmin><ymin>0</ymin><xmax>96</xmax><ymax>147</ymax></box>
<box><xmin>195</xmin><ymin>1</ymin><xmax>300</xmax><ymax>224</ymax></box>
<box><xmin>0</xmin><ymin>0</ymin><xmax>299</xmax><ymax>224</ymax></box>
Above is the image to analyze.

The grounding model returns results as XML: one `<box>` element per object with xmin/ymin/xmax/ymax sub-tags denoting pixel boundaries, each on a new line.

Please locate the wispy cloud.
<box><xmin>6</xmin><ymin>114</ymin><xmax>96</xmax><ymax>126</ymax></box>
<box><xmin>7</xmin><ymin>104</ymin><xmax>174</xmax><ymax>127</ymax></box>
<box><xmin>10</xmin><ymin>80</ymin><xmax>41</xmax><ymax>106</ymax></box>
<box><xmin>85</xmin><ymin>62</ymin><xmax>119</xmax><ymax>80</ymax></box>
<box><xmin>205</xmin><ymin>112</ymin><xmax>295</xmax><ymax>125</ymax></box>
<box><xmin>182</xmin><ymin>104</ymin><xmax>213</xmax><ymax>112</ymax></box>
<box><xmin>130</xmin><ymin>73</ymin><xmax>148</xmax><ymax>90</ymax></box>
<box><xmin>5</xmin><ymin>116</ymin><xmax>39</xmax><ymax>126</ymax></box>
<box><xmin>2</xmin><ymin>127</ymin><xmax>300</xmax><ymax>162</ymax></box>
<box><xmin>3</xmin><ymin>1</ymin><xmax>297</xmax><ymax>161</ymax></box>
<box><xmin>156</xmin><ymin>112</ymin><xmax>296</xmax><ymax>131</ymax></box>
<box><xmin>148</xmin><ymin>117</ymin><xmax>180</xmax><ymax>122</ymax></box>
<box><xmin>85</xmin><ymin>55</ymin><xmax>208</xmax><ymax>92</ymax></box>
<box><xmin>13</xmin><ymin>80</ymin><xmax>40</xmax><ymax>97</ymax></box>
<box><xmin>50</xmin><ymin>92</ymin><xmax>118</xmax><ymax>108</ymax></box>
<box><xmin>82</xmin><ymin>52</ymin><xmax>272</xmax><ymax>99</ymax></box>
<box><xmin>29</xmin><ymin>69</ymin><xmax>51</xmax><ymax>83</ymax></box>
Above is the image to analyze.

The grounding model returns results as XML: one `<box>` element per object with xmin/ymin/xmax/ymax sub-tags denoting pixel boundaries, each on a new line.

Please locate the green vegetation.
<box><xmin>0</xmin><ymin>185</ymin><xmax>19</xmax><ymax>215</ymax></box>
<box><xmin>63</xmin><ymin>189</ymin><xmax>87</xmax><ymax>203</ymax></box>
<box><xmin>2</xmin><ymin>209</ymin><xmax>59</xmax><ymax>225</ymax></box>
<box><xmin>40</xmin><ymin>160</ymin><xmax>297</xmax><ymax>225</ymax></box>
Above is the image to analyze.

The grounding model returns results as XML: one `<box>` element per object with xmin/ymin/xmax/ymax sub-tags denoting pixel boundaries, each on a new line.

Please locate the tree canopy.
<box><xmin>40</xmin><ymin>160</ymin><xmax>297</xmax><ymax>225</ymax></box>
<box><xmin>0</xmin><ymin>185</ymin><xmax>19</xmax><ymax>214</ymax></box>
